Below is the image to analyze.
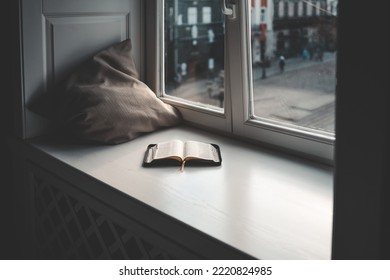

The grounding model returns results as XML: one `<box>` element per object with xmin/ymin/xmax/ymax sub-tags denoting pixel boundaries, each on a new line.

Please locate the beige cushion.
<box><xmin>55</xmin><ymin>39</ymin><xmax>181</xmax><ymax>144</ymax></box>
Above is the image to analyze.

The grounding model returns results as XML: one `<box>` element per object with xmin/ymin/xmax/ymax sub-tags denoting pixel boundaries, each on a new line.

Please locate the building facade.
<box><xmin>164</xmin><ymin>0</ymin><xmax>224</xmax><ymax>87</ymax></box>
<box><xmin>164</xmin><ymin>0</ymin><xmax>337</xmax><ymax>83</ymax></box>
<box><xmin>252</xmin><ymin>0</ymin><xmax>337</xmax><ymax>64</ymax></box>
<box><xmin>270</xmin><ymin>0</ymin><xmax>337</xmax><ymax>59</ymax></box>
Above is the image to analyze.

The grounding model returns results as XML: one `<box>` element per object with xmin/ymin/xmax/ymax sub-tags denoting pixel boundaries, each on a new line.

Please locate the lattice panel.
<box><xmin>33</xmin><ymin>174</ymin><xmax>171</xmax><ymax>260</ymax></box>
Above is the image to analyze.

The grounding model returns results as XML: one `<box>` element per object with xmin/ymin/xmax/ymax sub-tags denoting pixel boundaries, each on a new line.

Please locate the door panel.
<box><xmin>20</xmin><ymin>0</ymin><xmax>143</xmax><ymax>138</ymax></box>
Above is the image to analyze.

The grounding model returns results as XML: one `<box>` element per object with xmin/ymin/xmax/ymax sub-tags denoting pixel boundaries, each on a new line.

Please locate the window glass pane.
<box><xmin>250</xmin><ymin>0</ymin><xmax>337</xmax><ymax>134</ymax></box>
<box><xmin>164</xmin><ymin>0</ymin><xmax>225</xmax><ymax>110</ymax></box>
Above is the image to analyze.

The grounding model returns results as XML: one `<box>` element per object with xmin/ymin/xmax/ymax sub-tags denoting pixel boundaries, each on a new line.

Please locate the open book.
<box><xmin>143</xmin><ymin>140</ymin><xmax>222</xmax><ymax>170</ymax></box>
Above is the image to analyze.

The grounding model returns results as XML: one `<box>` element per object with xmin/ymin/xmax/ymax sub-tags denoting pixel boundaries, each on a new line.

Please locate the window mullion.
<box><xmin>226</xmin><ymin>0</ymin><xmax>250</xmax><ymax>136</ymax></box>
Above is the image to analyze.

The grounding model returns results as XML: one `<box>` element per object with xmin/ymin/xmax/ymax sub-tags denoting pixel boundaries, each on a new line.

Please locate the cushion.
<box><xmin>54</xmin><ymin>39</ymin><xmax>181</xmax><ymax>144</ymax></box>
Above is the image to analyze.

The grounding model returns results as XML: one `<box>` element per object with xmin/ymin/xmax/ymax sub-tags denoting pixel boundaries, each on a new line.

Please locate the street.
<box><xmin>252</xmin><ymin>52</ymin><xmax>336</xmax><ymax>133</ymax></box>
<box><xmin>166</xmin><ymin>52</ymin><xmax>336</xmax><ymax>133</ymax></box>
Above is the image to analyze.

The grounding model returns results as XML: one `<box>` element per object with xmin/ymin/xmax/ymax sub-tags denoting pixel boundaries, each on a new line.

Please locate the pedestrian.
<box><xmin>173</xmin><ymin>66</ymin><xmax>182</xmax><ymax>88</ymax></box>
<box><xmin>315</xmin><ymin>47</ymin><xmax>323</xmax><ymax>61</ymax></box>
<box><xmin>302</xmin><ymin>48</ymin><xmax>309</xmax><ymax>60</ymax></box>
<box><xmin>279</xmin><ymin>56</ymin><xmax>285</xmax><ymax>73</ymax></box>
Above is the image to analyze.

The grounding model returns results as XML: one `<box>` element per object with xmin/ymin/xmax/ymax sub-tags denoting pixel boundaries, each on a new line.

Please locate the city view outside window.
<box><xmin>164</xmin><ymin>0</ymin><xmax>337</xmax><ymax>135</ymax></box>
<box><xmin>251</xmin><ymin>0</ymin><xmax>337</xmax><ymax>134</ymax></box>
<box><xmin>164</xmin><ymin>0</ymin><xmax>225</xmax><ymax>110</ymax></box>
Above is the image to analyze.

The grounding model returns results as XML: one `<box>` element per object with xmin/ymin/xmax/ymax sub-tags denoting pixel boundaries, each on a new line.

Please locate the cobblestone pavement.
<box><xmin>166</xmin><ymin>52</ymin><xmax>336</xmax><ymax>133</ymax></box>
<box><xmin>253</xmin><ymin>53</ymin><xmax>336</xmax><ymax>133</ymax></box>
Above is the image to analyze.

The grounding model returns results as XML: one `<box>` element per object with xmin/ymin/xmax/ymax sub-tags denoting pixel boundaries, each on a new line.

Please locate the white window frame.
<box><xmin>146</xmin><ymin>0</ymin><xmax>334</xmax><ymax>164</ymax></box>
<box><xmin>149</xmin><ymin>0</ymin><xmax>232</xmax><ymax>133</ymax></box>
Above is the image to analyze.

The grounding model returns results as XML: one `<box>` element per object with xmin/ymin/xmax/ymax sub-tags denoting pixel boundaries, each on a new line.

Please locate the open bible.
<box><xmin>143</xmin><ymin>140</ymin><xmax>222</xmax><ymax>170</ymax></box>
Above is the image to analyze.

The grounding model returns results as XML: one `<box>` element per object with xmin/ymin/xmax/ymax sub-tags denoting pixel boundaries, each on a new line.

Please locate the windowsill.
<box><xmin>28</xmin><ymin>125</ymin><xmax>333</xmax><ymax>259</ymax></box>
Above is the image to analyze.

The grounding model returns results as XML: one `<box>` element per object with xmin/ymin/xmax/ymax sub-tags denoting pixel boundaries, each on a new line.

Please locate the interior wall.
<box><xmin>3</xmin><ymin>0</ymin><xmax>144</xmax><ymax>259</ymax></box>
<box><xmin>1</xmin><ymin>0</ymin><xmax>19</xmax><ymax>259</ymax></box>
<box><xmin>381</xmin><ymin>101</ymin><xmax>390</xmax><ymax>260</ymax></box>
<box><xmin>332</xmin><ymin>0</ymin><xmax>389</xmax><ymax>259</ymax></box>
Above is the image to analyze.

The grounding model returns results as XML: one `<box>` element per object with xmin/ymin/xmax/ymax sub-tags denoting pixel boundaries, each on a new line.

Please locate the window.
<box><xmin>278</xmin><ymin>1</ymin><xmax>284</xmax><ymax>18</ymax></box>
<box><xmin>187</xmin><ymin>7</ymin><xmax>198</xmax><ymax>24</ymax></box>
<box><xmin>202</xmin><ymin>6</ymin><xmax>212</xmax><ymax>23</ymax></box>
<box><xmin>307</xmin><ymin>1</ymin><xmax>313</xmax><ymax>16</ymax></box>
<box><xmin>298</xmin><ymin>2</ymin><xmax>303</xmax><ymax>17</ymax></box>
<box><xmin>152</xmin><ymin>0</ymin><xmax>337</xmax><ymax>163</ymax></box>
<box><xmin>288</xmin><ymin>2</ymin><xmax>294</xmax><ymax>17</ymax></box>
<box><xmin>163</xmin><ymin>0</ymin><xmax>225</xmax><ymax>115</ymax></box>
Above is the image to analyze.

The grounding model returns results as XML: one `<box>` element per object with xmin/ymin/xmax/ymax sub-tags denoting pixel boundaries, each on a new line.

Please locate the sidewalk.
<box><xmin>252</xmin><ymin>52</ymin><xmax>336</xmax><ymax>133</ymax></box>
<box><xmin>252</xmin><ymin>52</ymin><xmax>336</xmax><ymax>81</ymax></box>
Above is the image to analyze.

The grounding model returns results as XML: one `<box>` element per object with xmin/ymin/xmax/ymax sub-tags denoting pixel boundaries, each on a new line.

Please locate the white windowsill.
<box><xmin>29</xmin><ymin>125</ymin><xmax>333</xmax><ymax>259</ymax></box>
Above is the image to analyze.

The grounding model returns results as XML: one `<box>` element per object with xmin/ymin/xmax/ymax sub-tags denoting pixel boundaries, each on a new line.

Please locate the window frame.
<box><xmin>232</xmin><ymin>1</ymin><xmax>334</xmax><ymax>163</ymax></box>
<box><xmin>146</xmin><ymin>0</ymin><xmax>335</xmax><ymax>164</ymax></box>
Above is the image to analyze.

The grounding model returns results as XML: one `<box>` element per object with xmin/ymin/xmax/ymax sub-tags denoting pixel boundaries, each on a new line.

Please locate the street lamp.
<box><xmin>260</xmin><ymin>1</ymin><xmax>267</xmax><ymax>79</ymax></box>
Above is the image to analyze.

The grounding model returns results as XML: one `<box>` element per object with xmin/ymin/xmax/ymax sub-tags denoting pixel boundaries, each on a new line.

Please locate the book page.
<box><xmin>152</xmin><ymin>140</ymin><xmax>184</xmax><ymax>161</ymax></box>
<box><xmin>183</xmin><ymin>141</ymin><xmax>219</xmax><ymax>162</ymax></box>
